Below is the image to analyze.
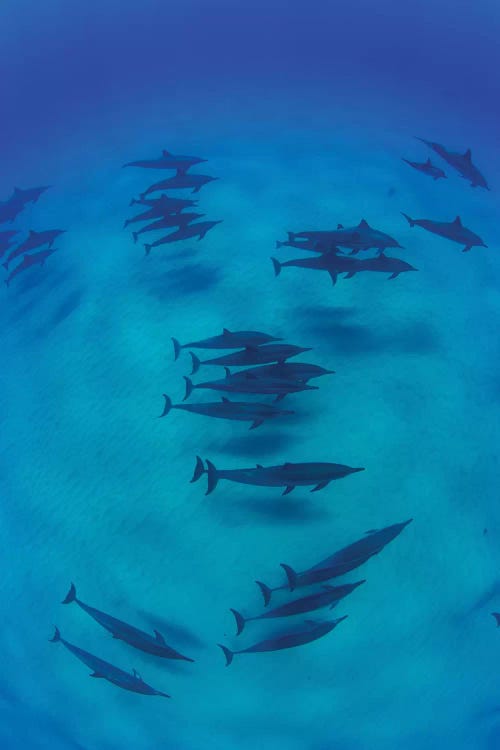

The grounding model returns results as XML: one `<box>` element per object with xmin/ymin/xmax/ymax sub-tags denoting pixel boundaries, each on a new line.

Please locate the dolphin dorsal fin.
<box><xmin>162</xmin><ymin>150</ymin><xmax>172</xmax><ymax>157</ymax></box>
<box><xmin>221</xmin><ymin>397</ymin><xmax>230</xmax><ymax>403</ymax></box>
<box><xmin>358</xmin><ymin>219</ymin><xmax>369</xmax><ymax>228</ymax></box>
<box><xmin>337</xmin><ymin>223</ymin><xmax>344</xmax><ymax>229</ymax></box>
<box><xmin>132</xmin><ymin>668</ymin><xmax>142</xmax><ymax>679</ymax></box>
<box><xmin>154</xmin><ymin>630</ymin><xmax>166</xmax><ymax>645</ymax></box>
<box><xmin>464</xmin><ymin>148</ymin><xmax>472</xmax><ymax>161</ymax></box>
<box><xmin>256</xmin><ymin>464</ymin><xmax>264</xmax><ymax>468</ymax></box>
<box><xmin>453</xmin><ymin>216</ymin><xmax>462</xmax><ymax>226</ymax></box>
<box><xmin>224</xmin><ymin>367</ymin><xmax>231</xmax><ymax>378</ymax></box>
<box><xmin>223</xmin><ymin>327</ymin><xmax>231</xmax><ymax>334</ymax></box>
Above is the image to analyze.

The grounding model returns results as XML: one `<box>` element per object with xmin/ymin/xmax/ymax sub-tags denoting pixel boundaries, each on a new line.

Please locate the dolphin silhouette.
<box><xmin>50</xmin><ymin>627</ymin><xmax>170</xmax><ymax>697</ymax></box>
<box><xmin>131</xmin><ymin>213</ymin><xmax>204</xmax><ymax>242</ymax></box>
<box><xmin>171</xmin><ymin>329</ymin><xmax>281</xmax><ymax>360</ymax></box>
<box><xmin>342</xmin><ymin>253</ymin><xmax>418</xmax><ymax>279</ymax></box>
<box><xmin>123</xmin><ymin>149</ymin><xmax>206</xmax><ymax>172</ymax></box>
<box><xmin>189</xmin><ymin>343</ymin><xmax>311</xmax><ymax>374</ymax></box>
<box><xmin>228</xmin><ymin>361</ymin><xmax>334</xmax><ymax>382</ymax></box>
<box><xmin>160</xmin><ymin>394</ymin><xmax>293</xmax><ymax>429</ymax></box>
<box><xmin>62</xmin><ymin>584</ymin><xmax>194</xmax><ymax>662</ymax></box>
<box><xmin>183</xmin><ymin>372</ymin><xmax>318</xmax><ymax>402</ymax></box>
<box><xmin>129</xmin><ymin>194</ymin><xmax>198</xmax><ymax>210</ymax></box>
<box><xmin>416</xmin><ymin>138</ymin><xmax>489</xmax><ymax>190</ymax></box>
<box><xmin>191</xmin><ymin>457</ymin><xmax>364</xmax><ymax>496</ymax></box>
<box><xmin>10</xmin><ymin>185</ymin><xmax>51</xmax><ymax>205</ymax></box>
<box><xmin>230</xmin><ymin>581</ymin><xmax>364</xmax><ymax>635</ymax></box>
<box><xmin>402</xmin><ymin>157</ymin><xmax>446</xmax><ymax>181</ymax></box>
<box><xmin>3</xmin><ymin>229</ymin><xmax>66</xmax><ymax>269</ymax></box>
<box><xmin>5</xmin><ymin>248</ymin><xmax>57</xmax><ymax>287</ymax></box>
<box><xmin>401</xmin><ymin>212</ymin><xmax>486</xmax><ymax>252</ymax></box>
<box><xmin>141</xmin><ymin>173</ymin><xmax>218</xmax><ymax>197</ymax></box>
<box><xmin>218</xmin><ymin>617</ymin><xmax>347</xmax><ymax>666</ymax></box>
<box><xmin>144</xmin><ymin>221</ymin><xmax>222</xmax><ymax>254</ymax></box>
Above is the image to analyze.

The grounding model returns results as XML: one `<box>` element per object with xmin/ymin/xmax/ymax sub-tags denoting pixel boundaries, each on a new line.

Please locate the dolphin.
<box><xmin>276</xmin><ymin>234</ymin><xmax>344</xmax><ymax>253</ymax></box>
<box><xmin>172</xmin><ymin>329</ymin><xmax>282</xmax><ymax>360</ymax></box>
<box><xmin>402</xmin><ymin>157</ymin><xmax>446</xmax><ymax>181</ymax></box>
<box><xmin>3</xmin><ymin>229</ymin><xmax>66</xmax><ymax>269</ymax></box>
<box><xmin>141</xmin><ymin>174</ymin><xmax>218</xmax><ymax>197</ymax></box>
<box><xmin>123</xmin><ymin>200</ymin><xmax>194</xmax><ymax>228</ymax></box>
<box><xmin>144</xmin><ymin>220</ymin><xmax>222</xmax><ymax>253</ymax></box>
<box><xmin>62</xmin><ymin>583</ymin><xmax>194</xmax><ymax>661</ymax></box>
<box><xmin>5</xmin><ymin>248</ymin><xmax>57</xmax><ymax>287</ymax></box>
<box><xmin>0</xmin><ymin>230</ymin><xmax>18</xmax><ymax>258</ymax></box>
<box><xmin>229</xmin><ymin>361</ymin><xmax>335</xmax><ymax>382</ymax></box>
<box><xmin>218</xmin><ymin>616</ymin><xmax>347</xmax><ymax>666</ymax></box>
<box><xmin>230</xmin><ymin>580</ymin><xmax>364</xmax><ymax>635</ymax></box>
<box><xmin>183</xmin><ymin>372</ymin><xmax>318</xmax><ymax>402</ymax></box>
<box><xmin>49</xmin><ymin>627</ymin><xmax>170</xmax><ymax>697</ymax></box>
<box><xmin>10</xmin><ymin>185</ymin><xmax>51</xmax><ymax>205</ymax></box>
<box><xmin>290</xmin><ymin>221</ymin><xmax>403</xmax><ymax>254</ymax></box>
<box><xmin>416</xmin><ymin>138</ymin><xmax>489</xmax><ymax>190</ymax></box>
<box><xmin>189</xmin><ymin>343</ymin><xmax>312</xmax><ymax>374</ymax></box>
<box><xmin>256</xmin><ymin>519</ymin><xmax>413</xmax><ymax>606</ymax></box>
<box><xmin>401</xmin><ymin>212</ymin><xmax>486</xmax><ymax>252</ymax></box>
<box><xmin>191</xmin><ymin>457</ymin><xmax>365</xmax><ymax>496</ymax></box>
<box><xmin>342</xmin><ymin>252</ymin><xmax>418</xmax><ymax>279</ymax></box>
<box><xmin>159</xmin><ymin>394</ymin><xmax>294</xmax><ymax>429</ymax></box>
<box><xmin>0</xmin><ymin>197</ymin><xmax>25</xmax><ymax>224</ymax></box>
<box><xmin>123</xmin><ymin>149</ymin><xmax>206</xmax><ymax>172</ymax></box>
<box><xmin>129</xmin><ymin>194</ymin><xmax>198</xmax><ymax>210</ymax></box>
<box><xmin>132</xmin><ymin>213</ymin><xmax>204</xmax><ymax>243</ymax></box>
<box><xmin>271</xmin><ymin>251</ymin><xmax>358</xmax><ymax>285</ymax></box>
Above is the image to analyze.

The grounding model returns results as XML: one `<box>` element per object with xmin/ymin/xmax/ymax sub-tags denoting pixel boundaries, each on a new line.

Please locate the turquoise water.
<box><xmin>2</xmin><ymin>3</ymin><xmax>500</xmax><ymax>748</ymax></box>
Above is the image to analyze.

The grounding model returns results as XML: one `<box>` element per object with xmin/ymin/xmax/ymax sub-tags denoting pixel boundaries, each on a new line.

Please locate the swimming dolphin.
<box><xmin>401</xmin><ymin>213</ymin><xmax>486</xmax><ymax>252</ymax></box>
<box><xmin>132</xmin><ymin>213</ymin><xmax>204</xmax><ymax>243</ymax></box>
<box><xmin>172</xmin><ymin>329</ymin><xmax>282</xmax><ymax>360</ymax></box>
<box><xmin>0</xmin><ymin>230</ymin><xmax>18</xmax><ymax>258</ymax></box>
<box><xmin>256</xmin><ymin>519</ymin><xmax>412</xmax><ymax>606</ymax></box>
<box><xmin>10</xmin><ymin>185</ymin><xmax>51</xmax><ymax>205</ymax></box>
<box><xmin>183</xmin><ymin>372</ymin><xmax>318</xmax><ymax>402</ymax></box>
<box><xmin>218</xmin><ymin>616</ymin><xmax>347</xmax><ymax>666</ymax></box>
<box><xmin>123</xmin><ymin>149</ymin><xmax>206</xmax><ymax>172</ymax></box>
<box><xmin>49</xmin><ymin>627</ymin><xmax>170</xmax><ymax>697</ymax></box>
<box><xmin>229</xmin><ymin>361</ymin><xmax>334</xmax><ymax>382</ymax></box>
<box><xmin>144</xmin><ymin>221</ymin><xmax>222</xmax><ymax>254</ymax></box>
<box><xmin>342</xmin><ymin>253</ymin><xmax>418</xmax><ymax>279</ymax></box>
<box><xmin>402</xmin><ymin>157</ymin><xmax>446</xmax><ymax>181</ymax></box>
<box><xmin>230</xmin><ymin>580</ymin><xmax>364</xmax><ymax>635</ymax></box>
<box><xmin>416</xmin><ymin>138</ymin><xmax>489</xmax><ymax>189</ymax></box>
<box><xmin>129</xmin><ymin>194</ymin><xmax>198</xmax><ymax>210</ymax></box>
<box><xmin>62</xmin><ymin>583</ymin><xmax>194</xmax><ymax>661</ymax></box>
<box><xmin>290</xmin><ymin>221</ymin><xmax>403</xmax><ymax>254</ymax></box>
<box><xmin>271</xmin><ymin>252</ymin><xmax>357</xmax><ymax>285</ymax></box>
<box><xmin>276</xmin><ymin>235</ymin><xmax>344</xmax><ymax>253</ymax></box>
<box><xmin>123</xmin><ymin>200</ymin><xmax>195</xmax><ymax>228</ymax></box>
<box><xmin>189</xmin><ymin>344</ymin><xmax>312</xmax><ymax>374</ymax></box>
<box><xmin>191</xmin><ymin>457</ymin><xmax>365</xmax><ymax>496</ymax></box>
<box><xmin>5</xmin><ymin>248</ymin><xmax>57</xmax><ymax>287</ymax></box>
<box><xmin>141</xmin><ymin>174</ymin><xmax>218</xmax><ymax>197</ymax></box>
<box><xmin>160</xmin><ymin>394</ymin><xmax>294</xmax><ymax>429</ymax></box>
<box><xmin>3</xmin><ymin>229</ymin><xmax>66</xmax><ymax>269</ymax></box>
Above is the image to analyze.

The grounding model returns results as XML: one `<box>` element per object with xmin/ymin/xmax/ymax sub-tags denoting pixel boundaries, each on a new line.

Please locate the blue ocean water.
<box><xmin>1</xmin><ymin>1</ymin><xmax>500</xmax><ymax>748</ymax></box>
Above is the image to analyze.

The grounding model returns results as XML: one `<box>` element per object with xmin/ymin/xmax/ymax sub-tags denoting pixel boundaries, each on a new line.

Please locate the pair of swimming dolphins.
<box><xmin>51</xmin><ymin>584</ymin><xmax>194</xmax><ymax>699</ymax></box>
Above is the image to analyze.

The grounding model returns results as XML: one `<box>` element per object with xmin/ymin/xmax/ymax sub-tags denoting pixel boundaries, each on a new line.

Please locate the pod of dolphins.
<box><xmin>122</xmin><ymin>149</ymin><xmax>221</xmax><ymax>254</ymax></box>
<box><xmin>0</xmin><ymin>186</ymin><xmax>66</xmax><ymax>287</ymax></box>
<box><xmin>7</xmin><ymin>135</ymin><xmax>486</xmax><ymax>697</ymax></box>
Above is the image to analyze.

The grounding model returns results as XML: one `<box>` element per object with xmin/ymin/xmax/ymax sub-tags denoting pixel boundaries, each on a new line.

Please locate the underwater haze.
<box><xmin>1</xmin><ymin>0</ymin><xmax>500</xmax><ymax>748</ymax></box>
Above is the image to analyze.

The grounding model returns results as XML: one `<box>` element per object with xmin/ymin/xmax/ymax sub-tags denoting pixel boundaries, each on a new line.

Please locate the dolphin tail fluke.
<box><xmin>255</xmin><ymin>580</ymin><xmax>272</xmax><ymax>607</ymax></box>
<box><xmin>276</xmin><ymin>240</ymin><xmax>284</xmax><ymax>249</ymax></box>
<box><xmin>144</xmin><ymin>244</ymin><xmax>152</xmax><ymax>255</ymax></box>
<box><xmin>159</xmin><ymin>395</ymin><xmax>172</xmax><ymax>418</ymax></box>
<box><xmin>129</xmin><ymin>198</ymin><xmax>136</xmax><ymax>207</ymax></box>
<box><xmin>230</xmin><ymin>608</ymin><xmax>246</xmax><ymax>636</ymax></box>
<box><xmin>183</xmin><ymin>376</ymin><xmax>194</xmax><ymax>401</ymax></box>
<box><xmin>287</xmin><ymin>232</ymin><xmax>295</xmax><ymax>242</ymax></box>
<box><xmin>205</xmin><ymin>459</ymin><xmax>218</xmax><ymax>495</ymax></box>
<box><xmin>190</xmin><ymin>352</ymin><xmax>201</xmax><ymax>375</ymax></box>
<box><xmin>280</xmin><ymin>563</ymin><xmax>298</xmax><ymax>591</ymax></box>
<box><xmin>62</xmin><ymin>583</ymin><xmax>77</xmax><ymax>605</ymax></box>
<box><xmin>218</xmin><ymin>644</ymin><xmax>234</xmax><ymax>667</ymax></box>
<box><xmin>172</xmin><ymin>337</ymin><xmax>181</xmax><ymax>361</ymax></box>
<box><xmin>190</xmin><ymin>456</ymin><xmax>205</xmax><ymax>483</ymax></box>
<box><xmin>50</xmin><ymin>626</ymin><xmax>61</xmax><ymax>643</ymax></box>
<box><xmin>271</xmin><ymin>257</ymin><xmax>281</xmax><ymax>277</ymax></box>
<box><xmin>401</xmin><ymin>212</ymin><xmax>414</xmax><ymax>227</ymax></box>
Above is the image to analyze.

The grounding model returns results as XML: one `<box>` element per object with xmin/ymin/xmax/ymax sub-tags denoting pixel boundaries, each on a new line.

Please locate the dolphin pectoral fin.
<box><xmin>462</xmin><ymin>245</ymin><xmax>472</xmax><ymax>252</ymax></box>
<box><xmin>311</xmin><ymin>481</ymin><xmax>329</xmax><ymax>492</ymax></box>
<box><xmin>388</xmin><ymin>272</ymin><xmax>399</xmax><ymax>279</ymax></box>
<box><xmin>274</xmin><ymin>393</ymin><xmax>286</xmax><ymax>402</ymax></box>
<box><xmin>90</xmin><ymin>672</ymin><xmax>103</xmax><ymax>678</ymax></box>
<box><xmin>249</xmin><ymin>419</ymin><xmax>264</xmax><ymax>430</ymax></box>
<box><xmin>282</xmin><ymin>485</ymin><xmax>295</xmax><ymax>496</ymax></box>
<box><xmin>344</xmin><ymin>271</ymin><xmax>356</xmax><ymax>279</ymax></box>
<box><xmin>328</xmin><ymin>270</ymin><xmax>337</xmax><ymax>286</ymax></box>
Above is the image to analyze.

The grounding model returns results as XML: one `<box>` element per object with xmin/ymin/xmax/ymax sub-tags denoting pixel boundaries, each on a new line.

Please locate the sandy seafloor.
<box><xmin>1</xmin><ymin>101</ymin><xmax>500</xmax><ymax>750</ymax></box>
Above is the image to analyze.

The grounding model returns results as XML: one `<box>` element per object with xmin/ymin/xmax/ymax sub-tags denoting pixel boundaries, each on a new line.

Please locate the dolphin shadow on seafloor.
<box><xmin>216</xmin><ymin>429</ymin><xmax>300</xmax><ymax>458</ymax></box>
<box><xmin>238</xmin><ymin>495</ymin><xmax>330</xmax><ymax>525</ymax></box>
<box><xmin>138</xmin><ymin>610</ymin><xmax>205</xmax><ymax>652</ymax></box>
<box><xmin>303</xmin><ymin>308</ymin><xmax>439</xmax><ymax>356</ymax></box>
<box><xmin>145</xmin><ymin>262</ymin><xmax>222</xmax><ymax>302</ymax></box>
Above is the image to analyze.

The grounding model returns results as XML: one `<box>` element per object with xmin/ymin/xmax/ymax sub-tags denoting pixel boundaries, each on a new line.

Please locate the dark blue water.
<box><xmin>2</xmin><ymin>1</ymin><xmax>500</xmax><ymax>748</ymax></box>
